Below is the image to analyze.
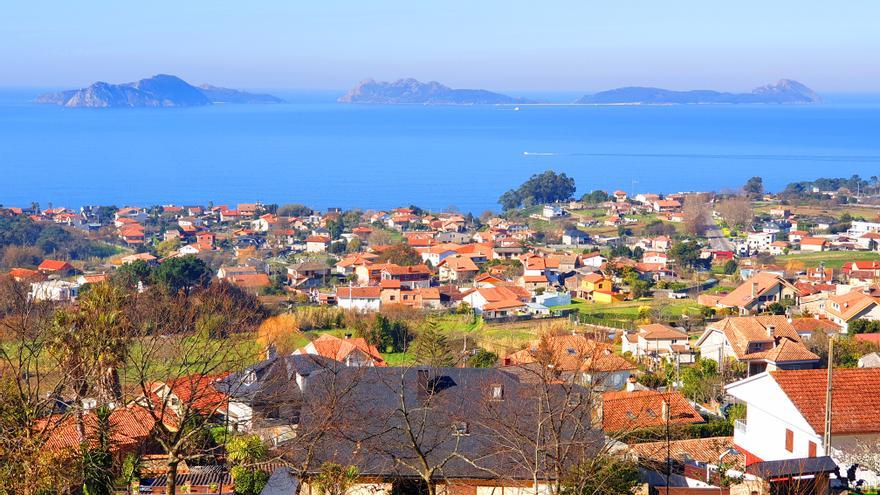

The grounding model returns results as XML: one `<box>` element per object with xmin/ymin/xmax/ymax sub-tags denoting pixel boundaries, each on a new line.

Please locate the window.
<box><xmin>785</xmin><ymin>429</ymin><xmax>794</xmax><ymax>452</ymax></box>
<box><xmin>808</xmin><ymin>441</ymin><xmax>817</xmax><ymax>457</ymax></box>
<box><xmin>491</xmin><ymin>384</ymin><xmax>503</xmax><ymax>400</ymax></box>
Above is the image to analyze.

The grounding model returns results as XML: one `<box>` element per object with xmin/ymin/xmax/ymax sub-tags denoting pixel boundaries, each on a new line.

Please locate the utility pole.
<box><xmin>823</xmin><ymin>336</ymin><xmax>834</xmax><ymax>455</ymax></box>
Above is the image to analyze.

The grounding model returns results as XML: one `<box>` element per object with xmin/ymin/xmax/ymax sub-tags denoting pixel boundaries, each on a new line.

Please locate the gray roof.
<box><xmin>260</xmin><ymin>468</ymin><xmax>299</xmax><ymax>495</ymax></box>
<box><xmin>285</xmin><ymin>366</ymin><xmax>602</xmax><ymax>481</ymax></box>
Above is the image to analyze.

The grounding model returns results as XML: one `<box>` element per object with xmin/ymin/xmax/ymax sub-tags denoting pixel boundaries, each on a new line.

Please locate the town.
<box><xmin>2</xmin><ymin>171</ymin><xmax>880</xmax><ymax>495</ymax></box>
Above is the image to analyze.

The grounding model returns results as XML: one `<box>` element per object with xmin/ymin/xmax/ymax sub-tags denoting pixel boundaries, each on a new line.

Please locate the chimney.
<box><xmin>767</xmin><ymin>325</ymin><xmax>776</xmax><ymax>338</ymax></box>
<box><xmin>751</xmin><ymin>282</ymin><xmax>759</xmax><ymax>298</ymax></box>
<box><xmin>265</xmin><ymin>343</ymin><xmax>277</xmax><ymax>361</ymax></box>
<box><xmin>661</xmin><ymin>400</ymin><xmax>669</xmax><ymax>421</ymax></box>
<box><xmin>626</xmin><ymin>375</ymin><xmax>638</xmax><ymax>392</ymax></box>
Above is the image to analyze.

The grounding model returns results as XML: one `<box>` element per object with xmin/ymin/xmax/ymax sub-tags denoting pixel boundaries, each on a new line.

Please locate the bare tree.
<box><xmin>682</xmin><ymin>193</ymin><xmax>710</xmax><ymax>237</ymax></box>
<box><xmin>715</xmin><ymin>197</ymin><xmax>753</xmax><ymax>231</ymax></box>
<box><xmin>0</xmin><ymin>276</ymin><xmax>78</xmax><ymax>494</ymax></box>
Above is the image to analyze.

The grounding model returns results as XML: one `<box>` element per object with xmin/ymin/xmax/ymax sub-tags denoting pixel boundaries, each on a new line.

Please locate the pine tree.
<box><xmin>412</xmin><ymin>318</ymin><xmax>456</xmax><ymax>368</ymax></box>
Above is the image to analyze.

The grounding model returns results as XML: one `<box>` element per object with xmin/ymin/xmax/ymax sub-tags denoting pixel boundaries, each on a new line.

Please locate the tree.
<box><xmin>155</xmin><ymin>238</ymin><xmax>181</xmax><ymax>258</ymax></box>
<box><xmin>680</xmin><ymin>359</ymin><xmax>723</xmax><ymax>405</ymax></box>
<box><xmin>277</xmin><ymin>204</ymin><xmax>313</xmax><ymax>217</ymax></box>
<box><xmin>312</xmin><ymin>462</ymin><xmax>359</xmax><ymax>495</ymax></box>
<box><xmin>682</xmin><ymin>193</ymin><xmax>710</xmax><ymax>236</ymax></box>
<box><xmin>580</xmin><ymin>190</ymin><xmax>610</xmax><ymax>204</ymax></box>
<box><xmin>715</xmin><ymin>197</ymin><xmax>753</xmax><ymax>230</ymax></box>
<box><xmin>669</xmin><ymin>240</ymin><xmax>705</xmax><ymax>270</ymax></box>
<box><xmin>81</xmin><ymin>406</ymin><xmax>115</xmax><ymax>495</ymax></box>
<box><xmin>0</xmin><ymin>245</ymin><xmax>43</xmax><ymax>269</ymax></box>
<box><xmin>256</xmin><ymin>313</ymin><xmax>304</xmax><ymax>355</ymax></box>
<box><xmin>152</xmin><ymin>255</ymin><xmax>212</xmax><ymax>294</ymax></box>
<box><xmin>722</xmin><ymin>259</ymin><xmax>738</xmax><ymax>275</ymax></box>
<box><xmin>743</xmin><ymin>176</ymin><xmax>764</xmax><ymax>197</ymax></box>
<box><xmin>467</xmin><ymin>349</ymin><xmax>498</xmax><ymax>368</ymax></box>
<box><xmin>227</xmin><ymin>435</ymin><xmax>269</xmax><ymax>495</ymax></box>
<box><xmin>412</xmin><ymin>318</ymin><xmax>456</xmax><ymax>367</ymax></box>
<box><xmin>113</xmin><ymin>259</ymin><xmax>153</xmax><ymax>289</ymax></box>
<box><xmin>562</xmin><ymin>456</ymin><xmax>641</xmax><ymax>495</ymax></box>
<box><xmin>498</xmin><ymin>170</ymin><xmax>576</xmax><ymax>210</ymax></box>
<box><xmin>375</xmin><ymin>243</ymin><xmax>422</xmax><ymax>266</ymax></box>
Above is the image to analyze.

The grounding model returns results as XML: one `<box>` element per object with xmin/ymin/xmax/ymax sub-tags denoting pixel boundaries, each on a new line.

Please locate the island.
<box><xmin>35</xmin><ymin>74</ymin><xmax>285</xmax><ymax>108</ymax></box>
<box><xmin>575</xmin><ymin>79</ymin><xmax>821</xmax><ymax>105</ymax></box>
<box><xmin>338</xmin><ymin>78</ymin><xmax>533</xmax><ymax>105</ymax></box>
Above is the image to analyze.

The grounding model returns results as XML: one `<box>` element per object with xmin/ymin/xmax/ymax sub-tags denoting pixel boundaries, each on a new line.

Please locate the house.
<box><xmin>562</xmin><ymin>229</ymin><xmax>590</xmax><ymax>246</ymax></box>
<box><xmin>283</xmin><ymin>367</ymin><xmax>600</xmax><ymax>495</ymax></box>
<box><xmin>120</xmin><ymin>252</ymin><xmax>158</xmax><ymax>265</ymax></box>
<box><xmin>227</xmin><ymin>273</ymin><xmax>272</xmax><ymax>293</ymax></box>
<box><xmin>600</xmin><ymin>388</ymin><xmax>702</xmax><ymax>433</ymax></box>
<box><xmin>822</xmin><ymin>289</ymin><xmax>880</xmax><ymax>330</ymax></box>
<box><xmin>462</xmin><ymin>286</ymin><xmax>530</xmax><ymax>315</ymax></box>
<box><xmin>379</xmin><ymin>263</ymin><xmax>432</xmax><ymax>289</ymax></box>
<box><xmin>579</xmin><ymin>251</ymin><xmax>606</xmax><ymax>268</ymax></box>
<box><xmin>768</xmin><ymin>241</ymin><xmax>789</xmax><ymax>256</ymax></box>
<box><xmin>542</xmin><ymin>204</ymin><xmax>565</xmax><ymax>218</ymax></box>
<box><xmin>503</xmin><ymin>334</ymin><xmax>635</xmax><ymax>390</ymax></box>
<box><xmin>217</xmin><ymin>265</ymin><xmax>259</xmax><ymax>280</ymax></box>
<box><xmin>799</xmin><ymin>237</ymin><xmax>828</xmax><ymax>252</ymax></box>
<box><xmin>437</xmin><ymin>254</ymin><xmax>479</xmax><ymax>283</ymax></box>
<box><xmin>621</xmin><ymin>323</ymin><xmax>694</xmax><ymax>364</ymax></box>
<box><xmin>37</xmin><ymin>259</ymin><xmax>73</xmax><ymax>275</ymax></box>
<box><xmin>726</xmin><ymin>369</ymin><xmax>880</xmax><ymax>486</ymax></box>
<box><xmin>287</xmin><ymin>261</ymin><xmax>331</xmax><ymax>288</ymax></box>
<box><xmin>743</xmin><ymin>232</ymin><xmax>775</xmax><ymax>254</ymax></box>
<box><xmin>305</xmin><ymin>235</ymin><xmax>331</xmax><ymax>253</ymax></box>
<box><xmin>695</xmin><ymin>316</ymin><xmax>820</xmax><ymax>376</ymax></box>
<box><xmin>335</xmin><ymin>252</ymin><xmax>379</xmax><ymax>276</ymax></box>
<box><xmin>716</xmin><ymin>272</ymin><xmax>799</xmax><ymax>315</ymax></box>
<box><xmin>29</xmin><ymin>280</ymin><xmax>79</xmax><ymax>301</ymax></box>
<box><xmin>571</xmin><ymin>272</ymin><xmax>612</xmax><ymax>300</ymax></box>
<box><xmin>336</xmin><ymin>286</ymin><xmax>382</xmax><ymax>312</ymax></box>
<box><xmin>8</xmin><ymin>267</ymin><xmax>45</xmax><ymax>282</ymax></box>
<box><xmin>294</xmin><ymin>334</ymin><xmax>385</xmax><ymax>367</ymax></box>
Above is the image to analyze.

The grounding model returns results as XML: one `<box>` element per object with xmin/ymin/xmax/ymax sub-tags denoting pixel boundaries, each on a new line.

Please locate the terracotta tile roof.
<box><xmin>380</xmin><ymin>279</ymin><xmax>402</xmax><ymax>289</ymax></box>
<box><xmin>40</xmin><ymin>404</ymin><xmax>177</xmax><ymax>454</ymax></box>
<box><xmin>629</xmin><ymin>436</ymin><xmax>744</xmax><ymax>467</ymax></box>
<box><xmin>38</xmin><ymin>259</ymin><xmax>72</xmax><ymax>272</ymax></box>
<box><xmin>157</xmin><ymin>373</ymin><xmax>230</xmax><ymax>415</ymax></box>
<box><xmin>706</xmin><ymin>316</ymin><xmax>816</xmax><ymax>363</ymax></box>
<box><xmin>771</xmin><ymin>369</ymin><xmax>880</xmax><ymax>434</ymax></box>
<box><xmin>505</xmin><ymin>335</ymin><xmax>635</xmax><ymax>373</ymax></box>
<box><xmin>799</xmin><ymin>237</ymin><xmax>828</xmax><ymax>246</ymax></box>
<box><xmin>8</xmin><ymin>267</ymin><xmax>44</xmax><ymax>281</ymax></box>
<box><xmin>790</xmin><ymin>318</ymin><xmax>840</xmax><ymax>334</ymax></box>
<box><xmin>482</xmin><ymin>299</ymin><xmax>527</xmax><ymax>311</ymax></box>
<box><xmin>298</xmin><ymin>334</ymin><xmax>385</xmax><ymax>366</ymax></box>
<box><xmin>718</xmin><ymin>272</ymin><xmax>794</xmax><ymax>308</ymax></box>
<box><xmin>336</xmin><ymin>286</ymin><xmax>381</xmax><ymax>299</ymax></box>
<box><xmin>854</xmin><ymin>333</ymin><xmax>880</xmax><ymax>348</ymax></box>
<box><xmin>228</xmin><ymin>273</ymin><xmax>272</xmax><ymax>288</ymax></box>
<box><xmin>438</xmin><ymin>254</ymin><xmax>479</xmax><ymax>272</ymax></box>
<box><xmin>305</xmin><ymin>235</ymin><xmax>331</xmax><ymax>243</ymax></box>
<box><xmin>416</xmin><ymin>287</ymin><xmax>441</xmax><ymax>300</ymax></box>
<box><xmin>380</xmin><ymin>263</ymin><xmax>431</xmax><ymax>276</ymax></box>
<box><xmin>601</xmin><ymin>390</ymin><xmax>702</xmax><ymax>432</ymax></box>
<box><xmin>639</xmin><ymin>323</ymin><xmax>688</xmax><ymax>340</ymax></box>
<box><xmin>825</xmin><ymin>290</ymin><xmax>880</xmax><ymax>322</ymax></box>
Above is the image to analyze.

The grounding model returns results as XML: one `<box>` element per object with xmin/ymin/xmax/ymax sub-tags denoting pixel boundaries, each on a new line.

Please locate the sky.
<box><xmin>1</xmin><ymin>0</ymin><xmax>878</xmax><ymax>92</ymax></box>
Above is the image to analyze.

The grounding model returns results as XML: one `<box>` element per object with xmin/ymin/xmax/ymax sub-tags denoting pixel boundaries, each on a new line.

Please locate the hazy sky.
<box><xmin>2</xmin><ymin>0</ymin><xmax>877</xmax><ymax>92</ymax></box>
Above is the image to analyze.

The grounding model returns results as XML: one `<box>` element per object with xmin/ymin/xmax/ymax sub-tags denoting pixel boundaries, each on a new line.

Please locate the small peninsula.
<box><xmin>338</xmin><ymin>78</ymin><xmax>533</xmax><ymax>105</ymax></box>
<box><xmin>36</xmin><ymin>74</ymin><xmax>285</xmax><ymax>108</ymax></box>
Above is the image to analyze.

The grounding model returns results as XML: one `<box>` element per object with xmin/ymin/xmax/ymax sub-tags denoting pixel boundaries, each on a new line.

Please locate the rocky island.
<box><xmin>338</xmin><ymin>78</ymin><xmax>532</xmax><ymax>105</ymax></box>
<box><xmin>575</xmin><ymin>79</ymin><xmax>821</xmax><ymax>105</ymax></box>
<box><xmin>36</xmin><ymin>74</ymin><xmax>284</xmax><ymax>108</ymax></box>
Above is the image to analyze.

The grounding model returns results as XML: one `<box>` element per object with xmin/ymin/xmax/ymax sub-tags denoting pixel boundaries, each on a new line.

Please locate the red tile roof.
<box><xmin>298</xmin><ymin>334</ymin><xmax>385</xmax><ymax>366</ymax></box>
<box><xmin>601</xmin><ymin>389</ymin><xmax>702</xmax><ymax>432</ymax></box>
<box><xmin>771</xmin><ymin>369</ymin><xmax>880</xmax><ymax>434</ymax></box>
<box><xmin>38</xmin><ymin>259</ymin><xmax>72</xmax><ymax>272</ymax></box>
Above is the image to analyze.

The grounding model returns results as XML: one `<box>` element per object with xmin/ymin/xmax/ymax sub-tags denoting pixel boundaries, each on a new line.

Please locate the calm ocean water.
<box><xmin>1</xmin><ymin>89</ymin><xmax>879</xmax><ymax>213</ymax></box>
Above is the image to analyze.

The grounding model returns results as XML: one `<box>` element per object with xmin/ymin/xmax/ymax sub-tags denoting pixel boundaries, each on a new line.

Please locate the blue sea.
<box><xmin>1</xmin><ymin>89</ymin><xmax>879</xmax><ymax>213</ymax></box>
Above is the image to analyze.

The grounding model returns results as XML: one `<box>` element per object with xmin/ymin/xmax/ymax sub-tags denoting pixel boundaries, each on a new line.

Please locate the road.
<box><xmin>703</xmin><ymin>211</ymin><xmax>735</xmax><ymax>251</ymax></box>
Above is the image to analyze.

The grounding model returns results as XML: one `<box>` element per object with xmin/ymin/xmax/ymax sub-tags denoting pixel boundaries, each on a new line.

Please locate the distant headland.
<box><xmin>338</xmin><ymin>78</ymin><xmax>534</xmax><ymax>105</ymax></box>
<box><xmin>575</xmin><ymin>79</ymin><xmax>821</xmax><ymax>105</ymax></box>
<box><xmin>338</xmin><ymin>78</ymin><xmax>820</xmax><ymax>105</ymax></box>
<box><xmin>35</xmin><ymin>74</ymin><xmax>285</xmax><ymax>108</ymax></box>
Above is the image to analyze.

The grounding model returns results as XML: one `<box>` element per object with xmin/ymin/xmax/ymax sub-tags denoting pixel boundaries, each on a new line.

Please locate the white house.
<box><xmin>726</xmin><ymin>369</ymin><xmax>880</xmax><ymax>487</ymax></box>
<box><xmin>29</xmin><ymin>280</ymin><xmax>80</xmax><ymax>302</ymax></box>
<box><xmin>621</xmin><ymin>323</ymin><xmax>694</xmax><ymax>364</ymax></box>
<box><xmin>336</xmin><ymin>286</ymin><xmax>381</xmax><ymax>312</ymax></box>
<box><xmin>744</xmin><ymin>232</ymin><xmax>776</xmax><ymax>253</ymax></box>
<box><xmin>542</xmin><ymin>204</ymin><xmax>564</xmax><ymax>219</ymax></box>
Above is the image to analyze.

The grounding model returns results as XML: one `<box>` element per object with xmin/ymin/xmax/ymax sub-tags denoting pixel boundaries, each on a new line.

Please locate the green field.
<box><xmin>774</xmin><ymin>250</ymin><xmax>880</xmax><ymax>269</ymax></box>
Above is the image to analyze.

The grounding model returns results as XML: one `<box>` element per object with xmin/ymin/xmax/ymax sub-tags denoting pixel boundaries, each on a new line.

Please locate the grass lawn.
<box><xmin>774</xmin><ymin>250</ymin><xmax>880</xmax><ymax>269</ymax></box>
